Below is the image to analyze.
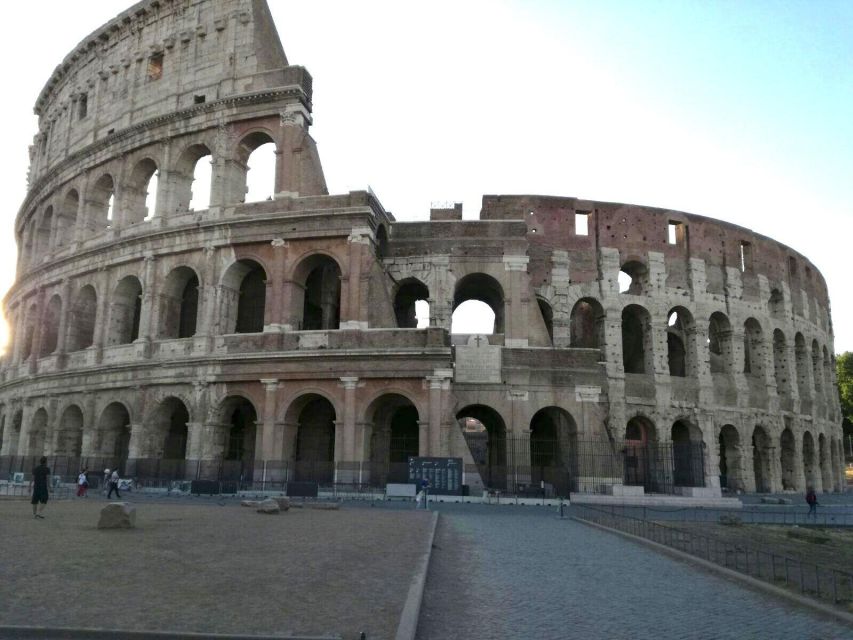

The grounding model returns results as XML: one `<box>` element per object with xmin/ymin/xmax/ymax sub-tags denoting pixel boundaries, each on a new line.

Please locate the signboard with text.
<box><xmin>408</xmin><ymin>457</ymin><xmax>464</xmax><ymax>496</ymax></box>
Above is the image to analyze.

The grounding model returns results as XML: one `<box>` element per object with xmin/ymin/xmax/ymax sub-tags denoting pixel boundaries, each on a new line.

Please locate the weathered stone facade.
<box><xmin>0</xmin><ymin>0</ymin><xmax>844</xmax><ymax>496</ymax></box>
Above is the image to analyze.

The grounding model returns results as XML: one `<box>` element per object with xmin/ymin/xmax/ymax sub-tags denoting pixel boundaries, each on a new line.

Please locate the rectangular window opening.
<box><xmin>739</xmin><ymin>241</ymin><xmax>752</xmax><ymax>272</ymax></box>
<box><xmin>668</xmin><ymin>221</ymin><xmax>684</xmax><ymax>245</ymax></box>
<box><xmin>575</xmin><ymin>212</ymin><xmax>589</xmax><ymax>236</ymax></box>
<box><xmin>194</xmin><ymin>94</ymin><xmax>206</xmax><ymax>104</ymax></box>
<box><xmin>78</xmin><ymin>94</ymin><xmax>88</xmax><ymax>120</ymax></box>
<box><xmin>147</xmin><ymin>53</ymin><xmax>164</xmax><ymax>81</ymax></box>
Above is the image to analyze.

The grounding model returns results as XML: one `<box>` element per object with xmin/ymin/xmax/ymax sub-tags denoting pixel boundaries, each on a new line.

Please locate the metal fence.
<box><xmin>583</xmin><ymin>504</ymin><xmax>853</xmax><ymax>528</ymax></box>
<box><xmin>0</xmin><ymin>439</ymin><xmax>707</xmax><ymax>498</ymax></box>
<box><xmin>573</xmin><ymin>504</ymin><xmax>853</xmax><ymax>607</ymax></box>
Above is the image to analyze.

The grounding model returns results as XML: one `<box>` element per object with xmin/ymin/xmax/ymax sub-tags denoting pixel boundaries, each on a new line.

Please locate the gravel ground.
<box><xmin>0</xmin><ymin>498</ymin><xmax>433</xmax><ymax>639</ymax></box>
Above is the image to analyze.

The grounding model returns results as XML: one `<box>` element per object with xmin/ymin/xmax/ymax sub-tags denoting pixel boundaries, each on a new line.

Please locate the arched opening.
<box><xmin>219</xmin><ymin>396</ymin><xmax>257</xmax><ymax>482</ymax></box>
<box><xmin>55</xmin><ymin>189</ymin><xmax>78</xmax><ymax>247</ymax></box>
<box><xmin>107</xmin><ymin>276</ymin><xmax>143</xmax><ymax>345</ymax></box>
<box><xmin>708</xmin><ymin>312</ymin><xmax>733</xmax><ymax>374</ymax></box>
<box><xmin>67</xmin><ymin>285</ymin><xmax>97</xmax><ymax>351</ymax></box>
<box><xmin>145</xmin><ymin>398</ymin><xmax>190</xmax><ymax>479</ymax></box>
<box><xmin>87</xmin><ymin>174</ymin><xmax>115</xmax><ymax>231</ymax></box>
<box><xmin>39</xmin><ymin>295</ymin><xmax>62</xmax><ymax>356</ymax></box>
<box><xmin>624</xmin><ymin>416</ymin><xmax>657</xmax><ymax>489</ymax></box>
<box><xmin>220</xmin><ymin>260</ymin><xmax>267</xmax><ymax>334</ymax></box>
<box><xmin>289</xmin><ymin>394</ymin><xmax>336</xmax><ymax>483</ymax></box>
<box><xmin>752</xmin><ymin>426</ymin><xmax>771</xmax><ymax>493</ymax></box>
<box><xmin>780</xmin><ymin>428</ymin><xmax>797</xmax><ymax>490</ymax></box>
<box><xmin>394</xmin><ymin>279</ymin><xmax>430</xmax><ymax>329</ymax></box>
<box><xmin>718</xmin><ymin>425</ymin><xmax>743</xmax><ymax>492</ymax></box>
<box><xmin>28</xmin><ymin>408</ymin><xmax>48</xmax><ymax>456</ymax></box>
<box><xmin>743</xmin><ymin>318</ymin><xmax>764</xmax><ymax>376</ymax></box>
<box><xmin>773</xmin><ymin>330</ymin><xmax>791</xmax><ymax>397</ymax></box>
<box><xmin>366</xmin><ymin>394</ymin><xmax>419</xmax><ymax>484</ymax></box>
<box><xmin>570</xmin><ymin>298</ymin><xmax>604</xmax><ymax>349</ymax></box>
<box><xmin>37</xmin><ymin>206</ymin><xmax>53</xmax><ymax>255</ymax></box>
<box><xmin>6</xmin><ymin>411</ymin><xmax>23</xmax><ymax>456</ymax></box>
<box><xmin>97</xmin><ymin>402</ymin><xmax>131</xmax><ymax>463</ymax></box>
<box><xmin>294</xmin><ymin>255</ymin><xmax>341</xmax><ymax>331</ymax></box>
<box><xmin>457</xmin><ymin>405</ymin><xmax>507</xmax><ymax>491</ymax></box>
<box><xmin>20</xmin><ymin>303</ymin><xmax>38</xmax><ymax>361</ymax></box>
<box><xmin>619</xmin><ymin>260</ymin><xmax>648</xmax><ymax>295</ymax></box>
<box><xmin>452</xmin><ymin>273</ymin><xmax>505</xmax><ymax>335</ymax></box>
<box><xmin>794</xmin><ymin>333</ymin><xmax>810</xmax><ymax>402</ymax></box>
<box><xmin>819</xmin><ymin>433</ymin><xmax>831</xmax><ymax>493</ymax></box>
<box><xmin>672</xmin><ymin>420</ymin><xmax>704</xmax><ymax>487</ymax></box>
<box><xmin>621</xmin><ymin>304</ymin><xmax>652</xmax><ymax>374</ymax></box>
<box><xmin>56</xmin><ymin>405</ymin><xmax>84</xmax><ymax>457</ymax></box>
<box><xmin>239</xmin><ymin>132</ymin><xmax>276</xmax><ymax>203</ymax></box>
<box><xmin>537</xmin><ymin>298</ymin><xmax>554</xmax><ymax>345</ymax></box>
<box><xmin>811</xmin><ymin>340</ymin><xmax>824</xmax><ymax>398</ymax></box>
<box><xmin>529</xmin><ymin>407</ymin><xmax>577</xmax><ymax>496</ymax></box>
<box><xmin>125</xmin><ymin>158</ymin><xmax>159</xmax><ymax>224</ymax></box>
<box><xmin>802</xmin><ymin>431</ymin><xmax>817</xmax><ymax>489</ymax></box>
<box><xmin>667</xmin><ymin>307</ymin><xmax>695</xmax><ymax>377</ymax></box>
<box><xmin>174</xmin><ymin>144</ymin><xmax>213</xmax><ymax>212</ymax></box>
<box><xmin>768</xmin><ymin>288</ymin><xmax>785</xmax><ymax>318</ymax></box>
<box><xmin>159</xmin><ymin>267</ymin><xmax>200</xmax><ymax>339</ymax></box>
<box><xmin>822</xmin><ymin>347</ymin><xmax>832</xmax><ymax>403</ymax></box>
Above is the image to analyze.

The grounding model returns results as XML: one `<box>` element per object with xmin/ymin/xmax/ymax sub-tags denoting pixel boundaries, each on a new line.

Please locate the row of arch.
<box><xmin>19</xmin><ymin>130</ymin><xmax>279</xmax><ymax>270</ymax></box>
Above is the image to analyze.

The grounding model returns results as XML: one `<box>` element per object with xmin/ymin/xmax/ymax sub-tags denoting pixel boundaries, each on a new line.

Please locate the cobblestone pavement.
<box><xmin>416</xmin><ymin>504</ymin><xmax>853</xmax><ymax>640</ymax></box>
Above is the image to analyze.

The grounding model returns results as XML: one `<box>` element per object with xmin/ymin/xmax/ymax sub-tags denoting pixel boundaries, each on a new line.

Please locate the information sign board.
<box><xmin>407</xmin><ymin>457</ymin><xmax>463</xmax><ymax>496</ymax></box>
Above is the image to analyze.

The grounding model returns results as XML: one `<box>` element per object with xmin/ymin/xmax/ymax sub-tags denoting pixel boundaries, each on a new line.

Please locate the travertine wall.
<box><xmin>0</xmin><ymin>0</ymin><xmax>844</xmax><ymax>496</ymax></box>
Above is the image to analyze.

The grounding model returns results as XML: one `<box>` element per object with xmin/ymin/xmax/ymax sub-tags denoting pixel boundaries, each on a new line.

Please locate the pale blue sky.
<box><xmin>1</xmin><ymin>1</ymin><xmax>850</xmax><ymax>351</ymax></box>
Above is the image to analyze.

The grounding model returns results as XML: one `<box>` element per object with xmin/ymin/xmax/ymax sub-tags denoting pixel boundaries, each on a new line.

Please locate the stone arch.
<box><xmin>743</xmin><ymin>318</ymin><xmax>765</xmax><ymax>376</ymax></box>
<box><xmin>811</xmin><ymin>339</ymin><xmax>824</xmax><ymax>398</ymax></box>
<box><xmin>67</xmin><ymin>285</ymin><xmax>97</xmax><ymax>351</ymax></box>
<box><xmin>393</xmin><ymin>278</ymin><xmax>429</xmax><ymax>329</ymax></box>
<box><xmin>20</xmin><ymin>302</ymin><xmax>39</xmax><ymax>361</ymax></box>
<box><xmin>667</xmin><ymin>306</ymin><xmax>696</xmax><ymax>377</ymax></box>
<box><xmin>718</xmin><ymin>424</ymin><xmax>744</xmax><ymax>492</ymax></box>
<box><xmin>36</xmin><ymin>206</ymin><xmax>53</xmax><ymax>255</ymax></box>
<box><xmin>751</xmin><ymin>426</ymin><xmax>772</xmax><ymax>493</ymax></box>
<box><xmin>124</xmin><ymin>157</ymin><xmax>159</xmax><ymax>224</ymax></box>
<box><xmin>96</xmin><ymin>401</ymin><xmax>131</xmax><ymax>461</ymax></box>
<box><xmin>173</xmin><ymin>143</ymin><xmax>214</xmax><ymax>212</ymax></box>
<box><xmin>672</xmin><ymin>419</ymin><xmax>704</xmax><ymax>487</ymax></box>
<box><xmin>284</xmin><ymin>393</ymin><xmax>336</xmax><ymax>483</ymax></box>
<box><xmin>768</xmin><ymin>288</ymin><xmax>785</xmax><ymax>318</ymax></box>
<box><xmin>780</xmin><ymin>427</ymin><xmax>797</xmax><ymax>490</ymax></box>
<box><xmin>802</xmin><ymin>430</ymin><xmax>817</xmax><ymax>490</ymax></box>
<box><xmin>457</xmin><ymin>404</ymin><xmax>508</xmax><ymax>491</ymax></box>
<box><xmin>624</xmin><ymin>415</ymin><xmax>657</xmax><ymax>489</ymax></box>
<box><xmin>55</xmin><ymin>404</ymin><xmax>84</xmax><ymax>457</ymax></box>
<box><xmin>818</xmin><ymin>433</ymin><xmax>832</xmax><ymax>493</ymax></box>
<box><xmin>107</xmin><ymin>276</ymin><xmax>143</xmax><ymax>345</ymax></box>
<box><xmin>452</xmin><ymin>273</ymin><xmax>505</xmax><ymax>334</ymax></box>
<box><xmin>220</xmin><ymin>259</ymin><xmax>267</xmax><ymax>334</ymax></box>
<box><xmin>159</xmin><ymin>266</ymin><xmax>200</xmax><ymax>338</ymax></box>
<box><xmin>236</xmin><ymin>130</ymin><xmax>277</xmax><ymax>203</ymax></box>
<box><xmin>570</xmin><ymin>297</ymin><xmax>604</xmax><ymax>349</ymax></box>
<box><xmin>529</xmin><ymin>406</ymin><xmax>577</xmax><ymax>495</ymax></box>
<box><xmin>292</xmin><ymin>253</ymin><xmax>342</xmax><ymax>331</ymax></box>
<box><xmin>364</xmin><ymin>393</ymin><xmax>420</xmax><ymax>484</ymax></box>
<box><xmin>619</xmin><ymin>260</ymin><xmax>648</xmax><ymax>295</ymax></box>
<box><xmin>28</xmin><ymin>408</ymin><xmax>49</xmax><ymax>456</ymax></box>
<box><xmin>86</xmin><ymin>173</ymin><xmax>115</xmax><ymax>231</ymax></box>
<box><xmin>147</xmin><ymin>397</ymin><xmax>190</xmax><ymax>464</ymax></box>
<box><xmin>708</xmin><ymin>312</ymin><xmax>733</xmax><ymax>374</ymax></box>
<box><xmin>39</xmin><ymin>294</ymin><xmax>63</xmax><ymax>357</ymax></box>
<box><xmin>217</xmin><ymin>396</ymin><xmax>258</xmax><ymax>479</ymax></box>
<box><xmin>55</xmin><ymin>188</ymin><xmax>79</xmax><ymax>247</ymax></box>
<box><xmin>621</xmin><ymin>304</ymin><xmax>653</xmax><ymax>374</ymax></box>
<box><xmin>794</xmin><ymin>333</ymin><xmax>810</xmax><ymax>401</ymax></box>
<box><xmin>773</xmin><ymin>329</ymin><xmax>792</xmax><ymax>397</ymax></box>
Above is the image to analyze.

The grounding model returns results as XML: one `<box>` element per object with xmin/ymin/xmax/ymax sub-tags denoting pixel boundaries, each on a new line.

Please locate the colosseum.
<box><xmin>0</xmin><ymin>0</ymin><xmax>845</xmax><ymax>500</ymax></box>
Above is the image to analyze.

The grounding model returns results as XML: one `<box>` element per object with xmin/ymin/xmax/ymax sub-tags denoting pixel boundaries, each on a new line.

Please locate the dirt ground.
<box><xmin>0</xmin><ymin>498</ymin><xmax>433</xmax><ymax>639</ymax></box>
<box><xmin>673</xmin><ymin>522</ymin><xmax>853</xmax><ymax>574</ymax></box>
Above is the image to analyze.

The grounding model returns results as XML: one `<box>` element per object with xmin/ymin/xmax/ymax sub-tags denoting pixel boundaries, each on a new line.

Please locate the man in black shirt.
<box><xmin>30</xmin><ymin>456</ymin><xmax>50</xmax><ymax>519</ymax></box>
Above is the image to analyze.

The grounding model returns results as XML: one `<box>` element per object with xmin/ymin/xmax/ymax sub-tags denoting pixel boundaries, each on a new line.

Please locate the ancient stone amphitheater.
<box><xmin>0</xmin><ymin>0</ymin><xmax>844</xmax><ymax>498</ymax></box>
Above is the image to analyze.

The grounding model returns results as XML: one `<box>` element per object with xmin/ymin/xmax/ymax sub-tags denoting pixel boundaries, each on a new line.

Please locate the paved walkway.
<box><xmin>416</xmin><ymin>504</ymin><xmax>852</xmax><ymax>640</ymax></box>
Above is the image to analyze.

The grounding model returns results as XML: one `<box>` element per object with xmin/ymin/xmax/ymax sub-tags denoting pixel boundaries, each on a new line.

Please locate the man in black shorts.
<box><xmin>30</xmin><ymin>456</ymin><xmax>50</xmax><ymax>519</ymax></box>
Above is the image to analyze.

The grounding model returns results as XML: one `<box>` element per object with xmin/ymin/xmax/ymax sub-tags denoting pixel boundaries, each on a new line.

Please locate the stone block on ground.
<box><xmin>273</xmin><ymin>497</ymin><xmax>290</xmax><ymax>511</ymax></box>
<box><xmin>98</xmin><ymin>502</ymin><xmax>136</xmax><ymax>529</ymax></box>
<box><xmin>256</xmin><ymin>499</ymin><xmax>280</xmax><ymax>514</ymax></box>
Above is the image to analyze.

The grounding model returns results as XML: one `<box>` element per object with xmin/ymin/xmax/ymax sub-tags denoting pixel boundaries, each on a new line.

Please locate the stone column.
<box><xmin>28</xmin><ymin>288</ymin><xmax>46</xmax><ymax>375</ymax></box>
<box><xmin>267</xmin><ymin>239</ymin><xmax>288</xmax><ymax>331</ymax></box>
<box><xmin>136</xmin><ymin>253</ymin><xmax>157</xmax><ymax>357</ymax></box>
<box><xmin>259</xmin><ymin>379</ymin><xmax>279</xmax><ymax>462</ymax></box>
<box><xmin>341</xmin><ymin>228</ymin><xmax>370</xmax><ymax>330</ymax></box>
<box><xmin>503</xmin><ymin>255</ymin><xmax>529</xmax><ymax>348</ymax></box>
<box><xmin>93</xmin><ymin>267</ymin><xmax>111</xmax><ymax>362</ymax></box>
<box><xmin>55</xmin><ymin>279</ymin><xmax>72</xmax><ymax>365</ymax></box>
<box><xmin>340</xmin><ymin>377</ymin><xmax>359</xmax><ymax>462</ymax></box>
<box><xmin>427</xmin><ymin>369</ymin><xmax>453</xmax><ymax>456</ymax></box>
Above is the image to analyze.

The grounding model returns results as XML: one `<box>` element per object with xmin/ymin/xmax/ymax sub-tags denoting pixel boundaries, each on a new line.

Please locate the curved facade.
<box><xmin>0</xmin><ymin>0</ymin><xmax>844</xmax><ymax>496</ymax></box>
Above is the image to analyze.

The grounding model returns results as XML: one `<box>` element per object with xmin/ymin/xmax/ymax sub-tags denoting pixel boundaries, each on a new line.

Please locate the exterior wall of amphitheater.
<box><xmin>0</xmin><ymin>0</ymin><xmax>845</xmax><ymax>495</ymax></box>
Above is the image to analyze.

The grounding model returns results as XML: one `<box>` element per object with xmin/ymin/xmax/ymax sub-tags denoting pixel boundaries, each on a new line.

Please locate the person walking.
<box><xmin>806</xmin><ymin>487</ymin><xmax>818</xmax><ymax>519</ymax></box>
<box><xmin>107</xmin><ymin>469</ymin><xmax>122</xmax><ymax>500</ymax></box>
<box><xmin>102</xmin><ymin>468</ymin><xmax>111</xmax><ymax>496</ymax></box>
<box><xmin>76</xmin><ymin>468</ymin><xmax>89</xmax><ymax>497</ymax></box>
<box><xmin>30</xmin><ymin>456</ymin><xmax>51</xmax><ymax>519</ymax></box>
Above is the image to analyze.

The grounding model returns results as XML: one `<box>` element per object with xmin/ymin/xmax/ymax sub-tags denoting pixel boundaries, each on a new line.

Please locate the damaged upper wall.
<box><xmin>29</xmin><ymin>0</ymin><xmax>307</xmax><ymax>183</ymax></box>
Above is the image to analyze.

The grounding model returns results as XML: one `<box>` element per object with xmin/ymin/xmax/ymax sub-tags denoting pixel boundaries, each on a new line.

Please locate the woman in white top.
<box><xmin>76</xmin><ymin>468</ymin><xmax>89</xmax><ymax>497</ymax></box>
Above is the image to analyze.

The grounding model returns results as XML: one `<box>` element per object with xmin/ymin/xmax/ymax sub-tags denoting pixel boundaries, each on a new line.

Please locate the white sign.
<box><xmin>455</xmin><ymin>335</ymin><xmax>502</xmax><ymax>384</ymax></box>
